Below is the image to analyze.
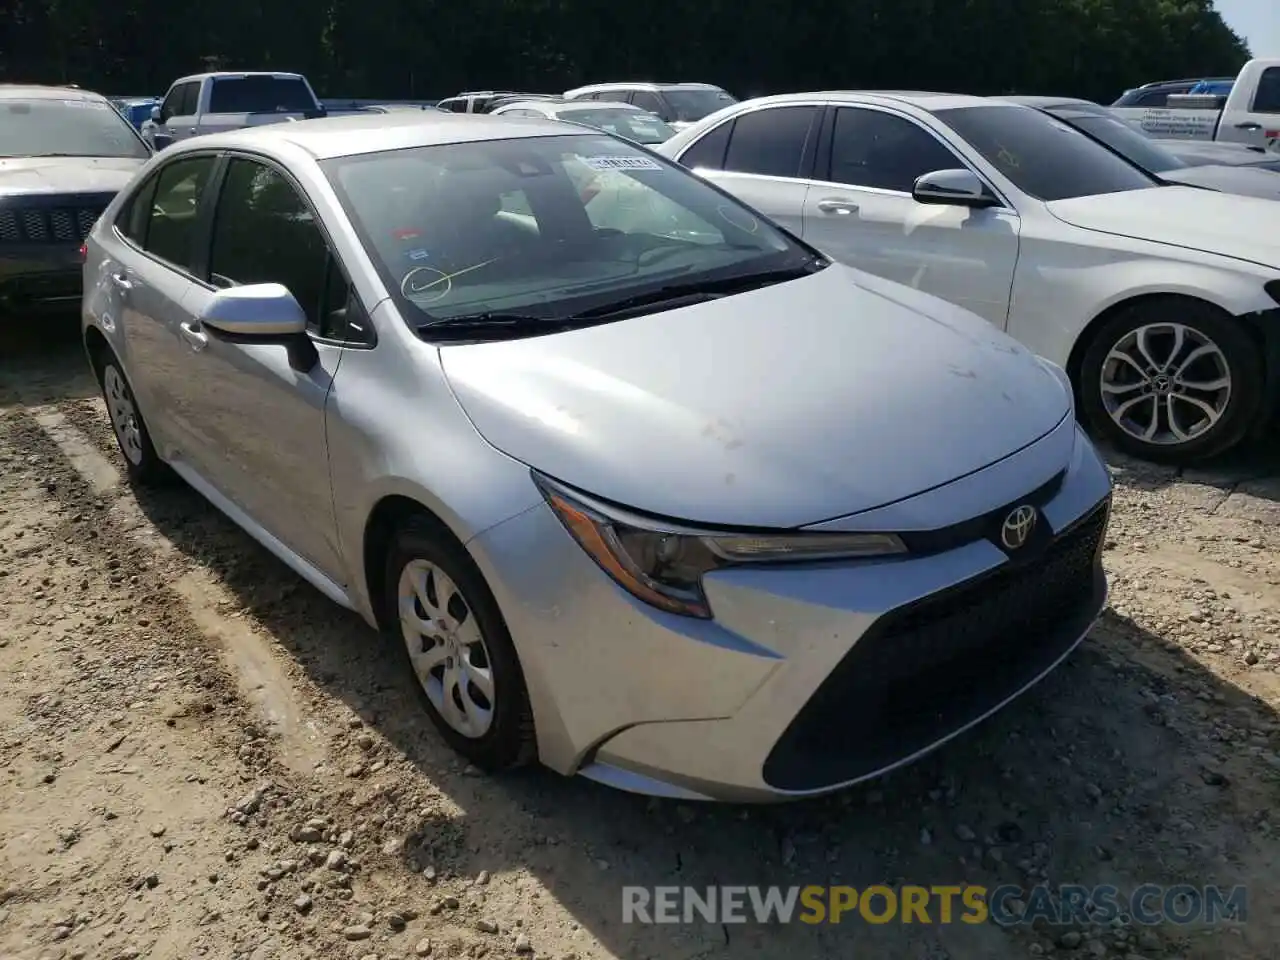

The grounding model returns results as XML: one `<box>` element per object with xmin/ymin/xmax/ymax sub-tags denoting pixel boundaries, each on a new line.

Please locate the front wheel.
<box><xmin>1078</xmin><ymin>298</ymin><xmax>1264</xmax><ymax>464</ymax></box>
<box><xmin>384</xmin><ymin>516</ymin><xmax>536</xmax><ymax>771</ymax></box>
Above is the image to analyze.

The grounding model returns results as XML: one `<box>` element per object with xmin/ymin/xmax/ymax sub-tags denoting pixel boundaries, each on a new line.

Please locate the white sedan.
<box><xmin>658</xmin><ymin>93</ymin><xmax>1280</xmax><ymax>463</ymax></box>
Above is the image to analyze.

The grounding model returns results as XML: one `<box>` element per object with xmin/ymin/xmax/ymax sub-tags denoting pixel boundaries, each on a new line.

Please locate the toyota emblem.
<box><xmin>1000</xmin><ymin>505</ymin><xmax>1037</xmax><ymax>551</ymax></box>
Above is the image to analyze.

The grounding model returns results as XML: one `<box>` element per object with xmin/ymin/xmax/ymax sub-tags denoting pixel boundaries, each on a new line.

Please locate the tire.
<box><xmin>97</xmin><ymin>354</ymin><xmax>172</xmax><ymax>486</ymax></box>
<box><xmin>1078</xmin><ymin>297</ymin><xmax>1264</xmax><ymax>464</ymax></box>
<box><xmin>384</xmin><ymin>515</ymin><xmax>536</xmax><ymax>771</ymax></box>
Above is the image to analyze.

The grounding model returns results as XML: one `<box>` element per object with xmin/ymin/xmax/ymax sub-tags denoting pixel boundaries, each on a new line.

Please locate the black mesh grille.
<box><xmin>763</xmin><ymin>498</ymin><xmax>1110</xmax><ymax>792</ymax></box>
<box><xmin>0</xmin><ymin>202</ymin><xmax>107</xmax><ymax>245</ymax></box>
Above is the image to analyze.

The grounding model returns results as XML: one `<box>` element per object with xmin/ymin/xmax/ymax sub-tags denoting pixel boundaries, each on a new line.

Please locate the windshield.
<box><xmin>935</xmin><ymin>105</ymin><xmax>1159</xmax><ymax>201</ymax></box>
<box><xmin>208</xmin><ymin>76</ymin><xmax>317</xmax><ymax>113</ymax></box>
<box><xmin>556</xmin><ymin>107</ymin><xmax>676</xmax><ymax>144</ymax></box>
<box><xmin>1061</xmin><ymin>112</ymin><xmax>1186</xmax><ymax>173</ymax></box>
<box><xmin>664</xmin><ymin>88</ymin><xmax>737</xmax><ymax>122</ymax></box>
<box><xmin>0</xmin><ymin>98</ymin><xmax>149</xmax><ymax>159</ymax></box>
<box><xmin>322</xmin><ymin>133</ymin><xmax>812</xmax><ymax>328</ymax></box>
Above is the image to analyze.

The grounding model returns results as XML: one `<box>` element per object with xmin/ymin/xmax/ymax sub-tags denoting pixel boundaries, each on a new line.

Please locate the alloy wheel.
<box><xmin>1099</xmin><ymin>322</ymin><xmax>1232</xmax><ymax>446</ymax></box>
<box><xmin>397</xmin><ymin>559</ymin><xmax>496</xmax><ymax>738</ymax></box>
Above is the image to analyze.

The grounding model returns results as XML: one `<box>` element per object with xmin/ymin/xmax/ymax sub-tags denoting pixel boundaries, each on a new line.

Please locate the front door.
<box><xmin>802</xmin><ymin>105</ymin><xmax>1021</xmax><ymax>327</ymax></box>
<box><xmin>164</xmin><ymin>156</ymin><xmax>351</xmax><ymax>582</ymax></box>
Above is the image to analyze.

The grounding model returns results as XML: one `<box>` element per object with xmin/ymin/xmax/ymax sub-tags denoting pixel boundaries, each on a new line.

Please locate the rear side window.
<box><xmin>117</xmin><ymin>175</ymin><xmax>159</xmax><ymax>243</ymax></box>
<box><xmin>139</xmin><ymin>155</ymin><xmax>216</xmax><ymax>270</ymax></box>
<box><xmin>1253</xmin><ymin>67</ymin><xmax>1280</xmax><ymax>113</ymax></box>
<box><xmin>721</xmin><ymin>106</ymin><xmax>818</xmax><ymax>178</ymax></box>
<box><xmin>679</xmin><ymin>120</ymin><xmax>733</xmax><ymax>170</ymax></box>
<box><xmin>630</xmin><ymin>90</ymin><xmax>666</xmax><ymax>116</ymax></box>
<box><xmin>208</xmin><ymin>76</ymin><xmax>316</xmax><ymax>114</ymax></box>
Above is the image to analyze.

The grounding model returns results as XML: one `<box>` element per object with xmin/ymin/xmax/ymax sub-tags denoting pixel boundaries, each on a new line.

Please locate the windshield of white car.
<box><xmin>0</xmin><ymin>98</ymin><xmax>150</xmax><ymax>159</ymax></box>
<box><xmin>664</xmin><ymin>88</ymin><xmax>737</xmax><ymax>122</ymax></box>
<box><xmin>322</xmin><ymin>133</ymin><xmax>817</xmax><ymax>331</ymax></box>
<box><xmin>1060</xmin><ymin>113</ymin><xmax>1187</xmax><ymax>173</ymax></box>
<box><xmin>935</xmin><ymin>105</ymin><xmax>1161</xmax><ymax>201</ymax></box>
<box><xmin>555</xmin><ymin>107</ymin><xmax>676</xmax><ymax>143</ymax></box>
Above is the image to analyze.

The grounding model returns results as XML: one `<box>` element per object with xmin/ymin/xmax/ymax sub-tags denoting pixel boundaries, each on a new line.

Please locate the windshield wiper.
<box><xmin>418</xmin><ymin>313</ymin><xmax>609</xmax><ymax>342</ymax></box>
<box><xmin>568</xmin><ymin>260</ymin><xmax>827</xmax><ymax>322</ymax></box>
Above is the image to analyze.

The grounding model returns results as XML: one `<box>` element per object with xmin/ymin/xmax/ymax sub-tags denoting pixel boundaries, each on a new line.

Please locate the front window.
<box><xmin>664</xmin><ymin>88</ymin><xmax>737</xmax><ymax>122</ymax></box>
<box><xmin>207</xmin><ymin>76</ymin><xmax>317</xmax><ymax>114</ymax></box>
<box><xmin>935</xmin><ymin>105</ymin><xmax>1159</xmax><ymax>202</ymax></box>
<box><xmin>0</xmin><ymin>97</ymin><xmax>150</xmax><ymax>159</ymax></box>
<box><xmin>556</xmin><ymin>107</ymin><xmax>676</xmax><ymax>144</ymax></box>
<box><xmin>1063</xmin><ymin>113</ymin><xmax>1186</xmax><ymax>173</ymax></box>
<box><xmin>322</xmin><ymin>133</ymin><xmax>815</xmax><ymax>330</ymax></box>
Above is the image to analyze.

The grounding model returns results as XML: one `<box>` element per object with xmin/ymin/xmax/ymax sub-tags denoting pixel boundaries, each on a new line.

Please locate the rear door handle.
<box><xmin>817</xmin><ymin>199</ymin><xmax>859</xmax><ymax>215</ymax></box>
<box><xmin>109</xmin><ymin>271</ymin><xmax>132</xmax><ymax>290</ymax></box>
<box><xmin>1235</xmin><ymin>121</ymin><xmax>1262</xmax><ymax>131</ymax></box>
<box><xmin>179</xmin><ymin>321</ymin><xmax>208</xmax><ymax>351</ymax></box>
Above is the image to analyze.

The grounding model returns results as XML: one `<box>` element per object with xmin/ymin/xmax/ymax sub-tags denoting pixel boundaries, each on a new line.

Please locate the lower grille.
<box><xmin>0</xmin><ymin>203</ymin><xmax>107</xmax><ymax>244</ymax></box>
<box><xmin>762</xmin><ymin>498</ymin><xmax>1110</xmax><ymax>792</ymax></box>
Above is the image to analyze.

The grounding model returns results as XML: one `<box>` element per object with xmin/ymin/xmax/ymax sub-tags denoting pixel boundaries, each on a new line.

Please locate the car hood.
<box><xmin>0</xmin><ymin>156</ymin><xmax>146</xmax><ymax>196</ymax></box>
<box><xmin>439</xmin><ymin>264</ymin><xmax>1071</xmax><ymax>528</ymax></box>
<box><xmin>1046</xmin><ymin>186</ymin><xmax>1280</xmax><ymax>270</ymax></box>
<box><xmin>1160</xmin><ymin>164</ymin><xmax>1280</xmax><ymax>200</ymax></box>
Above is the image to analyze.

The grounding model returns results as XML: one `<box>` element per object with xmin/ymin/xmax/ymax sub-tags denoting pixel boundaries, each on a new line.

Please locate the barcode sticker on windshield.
<box><xmin>579</xmin><ymin>155</ymin><xmax>661</xmax><ymax>171</ymax></box>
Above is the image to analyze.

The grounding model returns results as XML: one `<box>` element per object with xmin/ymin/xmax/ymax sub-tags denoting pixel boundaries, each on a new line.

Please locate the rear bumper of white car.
<box><xmin>469</xmin><ymin>423</ymin><xmax>1113</xmax><ymax>802</ymax></box>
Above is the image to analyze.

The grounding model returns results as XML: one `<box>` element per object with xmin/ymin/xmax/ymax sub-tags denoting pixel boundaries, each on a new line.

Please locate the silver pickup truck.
<box><xmin>140</xmin><ymin>72</ymin><xmax>325</xmax><ymax>150</ymax></box>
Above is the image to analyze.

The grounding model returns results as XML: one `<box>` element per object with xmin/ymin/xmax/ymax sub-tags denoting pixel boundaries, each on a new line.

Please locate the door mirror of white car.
<box><xmin>912</xmin><ymin>169</ymin><xmax>999</xmax><ymax>208</ymax></box>
<box><xmin>199</xmin><ymin>283</ymin><xmax>308</xmax><ymax>337</ymax></box>
<box><xmin>150</xmin><ymin>106</ymin><xmax>162</xmax><ymax>123</ymax></box>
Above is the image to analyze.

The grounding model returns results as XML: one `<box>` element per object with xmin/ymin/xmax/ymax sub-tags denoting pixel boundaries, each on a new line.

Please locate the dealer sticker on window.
<box><xmin>578</xmin><ymin>155</ymin><xmax>662</xmax><ymax>171</ymax></box>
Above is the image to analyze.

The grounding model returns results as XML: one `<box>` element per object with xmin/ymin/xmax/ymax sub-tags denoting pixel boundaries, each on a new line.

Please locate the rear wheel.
<box><xmin>1078</xmin><ymin>298</ymin><xmax>1263</xmax><ymax>464</ymax></box>
<box><xmin>98</xmin><ymin>355</ymin><xmax>171</xmax><ymax>486</ymax></box>
<box><xmin>384</xmin><ymin>516</ymin><xmax>536</xmax><ymax>771</ymax></box>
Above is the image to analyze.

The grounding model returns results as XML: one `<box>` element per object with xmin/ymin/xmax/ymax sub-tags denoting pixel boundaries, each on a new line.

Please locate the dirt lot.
<box><xmin>2</xmin><ymin>323</ymin><xmax>1279</xmax><ymax>960</ymax></box>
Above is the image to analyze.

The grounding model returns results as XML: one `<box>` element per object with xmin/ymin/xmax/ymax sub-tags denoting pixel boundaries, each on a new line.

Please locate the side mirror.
<box><xmin>199</xmin><ymin>283</ymin><xmax>317</xmax><ymax>371</ymax></box>
<box><xmin>912</xmin><ymin>168</ymin><xmax>999</xmax><ymax>208</ymax></box>
<box><xmin>150</xmin><ymin>106</ymin><xmax>162</xmax><ymax>123</ymax></box>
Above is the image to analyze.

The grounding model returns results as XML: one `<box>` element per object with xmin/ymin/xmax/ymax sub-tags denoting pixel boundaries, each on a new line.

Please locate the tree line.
<box><xmin>0</xmin><ymin>0</ymin><xmax>1250</xmax><ymax>105</ymax></box>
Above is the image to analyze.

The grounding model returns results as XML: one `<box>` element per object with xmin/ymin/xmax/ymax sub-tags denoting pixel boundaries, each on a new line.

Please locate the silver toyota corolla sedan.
<box><xmin>81</xmin><ymin>112</ymin><xmax>1113</xmax><ymax>802</ymax></box>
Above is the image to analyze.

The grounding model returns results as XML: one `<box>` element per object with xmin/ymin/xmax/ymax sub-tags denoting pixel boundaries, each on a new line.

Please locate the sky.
<box><xmin>1214</xmin><ymin>0</ymin><xmax>1280</xmax><ymax>58</ymax></box>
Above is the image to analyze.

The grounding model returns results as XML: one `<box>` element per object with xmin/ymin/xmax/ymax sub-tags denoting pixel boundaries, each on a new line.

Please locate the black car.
<box><xmin>1</xmin><ymin>85</ymin><xmax>151</xmax><ymax>317</ymax></box>
<box><xmin>999</xmin><ymin>96</ymin><xmax>1280</xmax><ymax>201</ymax></box>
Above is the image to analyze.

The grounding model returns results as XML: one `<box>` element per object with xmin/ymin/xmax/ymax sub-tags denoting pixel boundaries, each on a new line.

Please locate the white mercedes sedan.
<box><xmin>658</xmin><ymin>93</ymin><xmax>1280</xmax><ymax>464</ymax></box>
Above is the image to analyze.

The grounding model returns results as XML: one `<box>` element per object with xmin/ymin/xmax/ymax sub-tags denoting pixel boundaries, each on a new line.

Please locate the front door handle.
<box><xmin>1235</xmin><ymin>121</ymin><xmax>1263</xmax><ymax>131</ymax></box>
<box><xmin>109</xmin><ymin>271</ymin><xmax>132</xmax><ymax>290</ymax></box>
<box><xmin>817</xmin><ymin>199</ymin><xmax>859</xmax><ymax>215</ymax></box>
<box><xmin>179</xmin><ymin>321</ymin><xmax>208</xmax><ymax>351</ymax></box>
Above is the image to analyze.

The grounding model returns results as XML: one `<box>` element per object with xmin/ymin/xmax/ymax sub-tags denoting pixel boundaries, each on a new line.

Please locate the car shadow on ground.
<box><xmin>6</xmin><ymin>331</ymin><xmax>1279</xmax><ymax>958</ymax></box>
<box><xmin>0</xmin><ymin>318</ymin><xmax>99</xmax><ymax>406</ymax></box>
<box><xmin>119</xmin><ymin>475</ymin><xmax>1280</xmax><ymax>958</ymax></box>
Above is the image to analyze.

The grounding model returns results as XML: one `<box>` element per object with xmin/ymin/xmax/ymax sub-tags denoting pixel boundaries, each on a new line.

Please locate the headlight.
<box><xmin>533</xmin><ymin>472</ymin><xmax>906</xmax><ymax>619</ymax></box>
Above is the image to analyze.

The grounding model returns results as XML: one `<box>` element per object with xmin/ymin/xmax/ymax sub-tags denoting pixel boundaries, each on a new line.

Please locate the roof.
<box><xmin>169</xmin><ymin>71</ymin><xmax>307</xmax><ymax>85</ymax></box>
<box><xmin>0</xmin><ymin>84</ymin><xmax>109</xmax><ymax>103</ymax></box>
<box><xmin>565</xmin><ymin>81</ymin><xmax>726</xmax><ymax>93</ymax></box>
<box><xmin>998</xmin><ymin>95</ymin><xmax>1107</xmax><ymax>112</ymax></box>
<box><xmin>161</xmin><ymin>110</ymin><xmax>584</xmax><ymax>160</ymax></box>
<box><xmin>734</xmin><ymin>90</ymin><xmax>1006</xmax><ymax>112</ymax></box>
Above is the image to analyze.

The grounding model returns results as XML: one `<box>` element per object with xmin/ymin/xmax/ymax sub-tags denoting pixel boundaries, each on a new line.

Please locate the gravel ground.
<box><xmin>1</xmin><ymin>323</ymin><xmax>1279</xmax><ymax>960</ymax></box>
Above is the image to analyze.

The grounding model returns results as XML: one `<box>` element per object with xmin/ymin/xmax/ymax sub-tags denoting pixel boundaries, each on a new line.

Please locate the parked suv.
<box><xmin>0</xmin><ymin>84</ymin><xmax>151</xmax><ymax>317</ymax></box>
<box><xmin>141</xmin><ymin>72</ymin><xmax>325</xmax><ymax>150</ymax></box>
<box><xmin>561</xmin><ymin>82</ymin><xmax>736</xmax><ymax>129</ymax></box>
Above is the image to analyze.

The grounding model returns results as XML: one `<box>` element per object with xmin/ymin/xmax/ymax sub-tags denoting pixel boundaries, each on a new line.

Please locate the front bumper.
<box><xmin>468</xmin><ymin>420</ymin><xmax>1113</xmax><ymax>802</ymax></box>
<box><xmin>0</xmin><ymin>245</ymin><xmax>84</xmax><ymax>316</ymax></box>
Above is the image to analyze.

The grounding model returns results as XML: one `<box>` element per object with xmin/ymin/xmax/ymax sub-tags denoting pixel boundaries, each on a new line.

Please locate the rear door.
<box><xmin>802</xmin><ymin>105</ymin><xmax>1020</xmax><ymax>326</ymax></box>
<box><xmin>673</xmin><ymin>104</ymin><xmax>820</xmax><ymax>236</ymax></box>
<box><xmin>99</xmin><ymin>153</ymin><xmax>219</xmax><ymax>455</ymax></box>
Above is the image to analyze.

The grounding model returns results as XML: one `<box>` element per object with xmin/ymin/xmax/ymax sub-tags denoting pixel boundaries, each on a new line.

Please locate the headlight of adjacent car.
<box><xmin>533</xmin><ymin>472</ymin><xmax>906</xmax><ymax>619</ymax></box>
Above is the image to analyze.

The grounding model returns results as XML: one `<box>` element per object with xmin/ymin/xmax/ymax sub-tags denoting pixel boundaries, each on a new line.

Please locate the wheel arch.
<box><xmin>83</xmin><ymin>323</ymin><xmax>112</xmax><ymax>378</ymax></box>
